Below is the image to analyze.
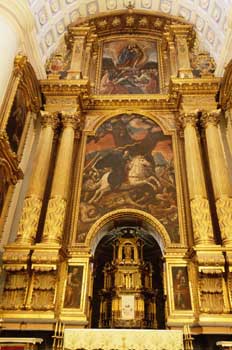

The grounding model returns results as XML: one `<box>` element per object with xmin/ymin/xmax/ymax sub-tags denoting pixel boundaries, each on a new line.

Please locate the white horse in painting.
<box><xmin>87</xmin><ymin>155</ymin><xmax>160</xmax><ymax>204</ymax></box>
<box><xmin>127</xmin><ymin>155</ymin><xmax>160</xmax><ymax>192</ymax></box>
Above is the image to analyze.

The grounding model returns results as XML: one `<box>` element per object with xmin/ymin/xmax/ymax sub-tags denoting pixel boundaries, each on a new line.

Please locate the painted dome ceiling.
<box><xmin>28</xmin><ymin>0</ymin><xmax>232</xmax><ymax>65</ymax></box>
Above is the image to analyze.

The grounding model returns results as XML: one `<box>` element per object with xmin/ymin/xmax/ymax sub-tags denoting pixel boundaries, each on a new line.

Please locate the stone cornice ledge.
<box><xmin>170</xmin><ymin>77</ymin><xmax>220</xmax><ymax>95</ymax></box>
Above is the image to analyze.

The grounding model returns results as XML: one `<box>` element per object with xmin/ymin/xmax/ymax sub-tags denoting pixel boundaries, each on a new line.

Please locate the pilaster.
<box><xmin>170</xmin><ymin>25</ymin><xmax>193</xmax><ymax>78</ymax></box>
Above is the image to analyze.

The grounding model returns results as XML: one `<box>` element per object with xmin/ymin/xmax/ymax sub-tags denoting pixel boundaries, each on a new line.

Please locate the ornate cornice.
<box><xmin>69</xmin><ymin>9</ymin><xmax>193</xmax><ymax>41</ymax></box>
<box><xmin>40</xmin><ymin>79</ymin><xmax>90</xmax><ymax>97</ymax></box>
<box><xmin>82</xmin><ymin>93</ymin><xmax>179</xmax><ymax>111</ymax></box>
<box><xmin>170</xmin><ymin>77</ymin><xmax>220</xmax><ymax>95</ymax></box>
<box><xmin>40</xmin><ymin>77</ymin><xmax>221</xmax><ymax>112</ymax></box>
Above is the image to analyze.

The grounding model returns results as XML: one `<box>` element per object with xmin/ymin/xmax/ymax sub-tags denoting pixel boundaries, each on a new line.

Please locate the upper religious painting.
<box><xmin>98</xmin><ymin>39</ymin><xmax>160</xmax><ymax>94</ymax></box>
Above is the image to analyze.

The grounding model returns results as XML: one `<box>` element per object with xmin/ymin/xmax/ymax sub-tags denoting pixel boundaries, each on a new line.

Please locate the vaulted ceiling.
<box><xmin>28</xmin><ymin>0</ymin><xmax>232</xmax><ymax>68</ymax></box>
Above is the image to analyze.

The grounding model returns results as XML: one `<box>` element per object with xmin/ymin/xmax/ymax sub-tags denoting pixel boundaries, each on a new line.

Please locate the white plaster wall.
<box><xmin>0</xmin><ymin>15</ymin><xmax>20</xmax><ymax>108</ymax></box>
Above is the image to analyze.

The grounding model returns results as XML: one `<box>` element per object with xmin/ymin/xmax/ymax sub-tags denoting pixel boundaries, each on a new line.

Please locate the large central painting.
<box><xmin>77</xmin><ymin>114</ymin><xmax>179</xmax><ymax>243</ymax></box>
<box><xmin>99</xmin><ymin>39</ymin><xmax>160</xmax><ymax>94</ymax></box>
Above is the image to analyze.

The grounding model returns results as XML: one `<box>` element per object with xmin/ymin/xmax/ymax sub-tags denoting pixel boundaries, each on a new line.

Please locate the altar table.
<box><xmin>0</xmin><ymin>338</ymin><xmax>43</xmax><ymax>350</ymax></box>
<box><xmin>64</xmin><ymin>329</ymin><xmax>183</xmax><ymax>350</ymax></box>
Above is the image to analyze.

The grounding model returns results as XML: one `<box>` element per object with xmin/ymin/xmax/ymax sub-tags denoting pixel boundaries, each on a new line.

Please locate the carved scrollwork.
<box><xmin>16</xmin><ymin>195</ymin><xmax>42</xmax><ymax>244</ymax></box>
<box><xmin>61</xmin><ymin>111</ymin><xmax>82</xmax><ymax>130</ymax></box>
<box><xmin>190</xmin><ymin>196</ymin><xmax>214</xmax><ymax>244</ymax></box>
<box><xmin>31</xmin><ymin>272</ymin><xmax>56</xmax><ymax>310</ymax></box>
<box><xmin>179</xmin><ymin>111</ymin><xmax>199</xmax><ymax>129</ymax></box>
<box><xmin>43</xmin><ymin>195</ymin><xmax>66</xmax><ymax>244</ymax></box>
<box><xmin>199</xmin><ymin>271</ymin><xmax>225</xmax><ymax>314</ymax></box>
<box><xmin>40</xmin><ymin>110</ymin><xmax>59</xmax><ymax>130</ymax></box>
<box><xmin>13</xmin><ymin>55</ymin><xmax>28</xmax><ymax>78</ymax></box>
<box><xmin>0</xmin><ymin>272</ymin><xmax>28</xmax><ymax>310</ymax></box>
<box><xmin>201</xmin><ymin>110</ymin><xmax>221</xmax><ymax>128</ymax></box>
<box><xmin>216</xmin><ymin>197</ymin><xmax>232</xmax><ymax>244</ymax></box>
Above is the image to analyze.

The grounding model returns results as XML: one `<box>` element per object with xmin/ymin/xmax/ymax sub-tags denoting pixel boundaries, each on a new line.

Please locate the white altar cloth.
<box><xmin>64</xmin><ymin>329</ymin><xmax>183</xmax><ymax>350</ymax></box>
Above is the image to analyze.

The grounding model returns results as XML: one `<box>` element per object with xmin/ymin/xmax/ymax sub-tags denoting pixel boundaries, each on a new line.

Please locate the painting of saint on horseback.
<box><xmin>78</xmin><ymin>114</ymin><xmax>179</xmax><ymax>243</ymax></box>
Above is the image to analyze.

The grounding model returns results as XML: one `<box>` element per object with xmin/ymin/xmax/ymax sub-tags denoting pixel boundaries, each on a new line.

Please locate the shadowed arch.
<box><xmin>85</xmin><ymin>208</ymin><xmax>171</xmax><ymax>255</ymax></box>
<box><xmin>87</xmin><ymin>110</ymin><xmax>172</xmax><ymax>137</ymax></box>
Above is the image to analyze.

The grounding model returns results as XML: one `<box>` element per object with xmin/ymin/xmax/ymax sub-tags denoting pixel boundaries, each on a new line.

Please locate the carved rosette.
<box><xmin>201</xmin><ymin>110</ymin><xmax>221</xmax><ymax>128</ymax></box>
<box><xmin>16</xmin><ymin>195</ymin><xmax>42</xmax><ymax>244</ymax></box>
<box><xmin>190</xmin><ymin>196</ymin><xmax>214</xmax><ymax>244</ymax></box>
<box><xmin>216</xmin><ymin>197</ymin><xmax>232</xmax><ymax>244</ymax></box>
<box><xmin>42</xmin><ymin>195</ymin><xmax>66</xmax><ymax>244</ymax></box>
<box><xmin>40</xmin><ymin>111</ymin><xmax>59</xmax><ymax>130</ymax></box>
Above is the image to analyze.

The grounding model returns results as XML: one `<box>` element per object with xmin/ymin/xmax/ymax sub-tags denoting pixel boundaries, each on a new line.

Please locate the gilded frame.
<box><xmin>95</xmin><ymin>34</ymin><xmax>165</xmax><ymax>95</ymax></box>
<box><xmin>69</xmin><ymin>109</ymin><xmax>187</xmax><ymax>248</ymax></box>
<box><xmin>166</xmin><ymin>260</ymin><xmax>194</xmax><ymax>319</ymax></box>
<box><xmin>60</xmin><ymin>259</ymin><xmax>90</xmax><ymax>320</ymax></box>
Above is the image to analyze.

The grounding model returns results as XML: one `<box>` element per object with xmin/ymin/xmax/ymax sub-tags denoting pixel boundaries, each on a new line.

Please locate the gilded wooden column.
<box><xmin>225</xmin><ymin>109</ymin><xmax>232</xmax><ymax>156</ymax></box>
<box><xmin>180</xmin><ymin>112</ymin><xmax>214</xmax><ymax>245</ymax></box>
<box><xmin>16</xmin><ymin>111</ymin><xmax>58</xmax><ymax>244</ymax></box>
<box><xmin>171</xmin><ymin>25</ymin><xmax>193</xmax><ymax>78</ymax></box>
<box><xmin>202</xmin><ymin>110</ymin><xmax>232</xmax><ymax>245</ymax></box>
<box><xmin>42</xmin><ymin>112</ymin><xmax>81</xmax><ymax>244</ymax></box>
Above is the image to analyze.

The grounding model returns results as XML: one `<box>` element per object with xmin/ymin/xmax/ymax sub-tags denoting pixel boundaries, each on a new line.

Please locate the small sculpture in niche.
<box><xmin>190</xmin><ymin>40</ymin><xmax>215</xmax><ymax>77</ymax></box>
<box><xmin>123</xmin><ymin>243</ymin><xmax>134</xmax><ymax>261</ymax></box>
<box><xmin>46</xmin><ymin>41</ymin><xmax>71</xmax><ymax>79</ymax></box>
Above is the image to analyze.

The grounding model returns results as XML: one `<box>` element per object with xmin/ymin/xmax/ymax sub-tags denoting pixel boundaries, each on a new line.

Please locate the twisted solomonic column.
<box><xmin>42</xmin><ymin>111</ymin><xmax>81</xmax><ymax>244</ymax></box>
<box><xmin>201</xmin><ymin>110</ymin><xmax>232</xmax><ymax>245</ymax></box>
<box><xmin>180</xmin><ymin>111</ymin><xmax>214</xmax><ymax>245</ymax></box>
<box><xmin>16</xmin><ymin>111</ymin><xmax>59</xmax><ymax>244</ymax></box>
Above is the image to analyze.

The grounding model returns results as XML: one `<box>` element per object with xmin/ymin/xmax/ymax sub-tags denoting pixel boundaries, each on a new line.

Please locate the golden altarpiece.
<box><xmin>0</xmin><ymin>6</ymin><xmax>232</xmax><ymax>348</ymax></box>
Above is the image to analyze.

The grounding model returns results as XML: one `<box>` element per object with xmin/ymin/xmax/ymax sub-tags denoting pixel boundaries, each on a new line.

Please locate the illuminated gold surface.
<box><xmin>0</xmin><ymin>9</ymin><xmax>232</xmax><ymax>341</ymax></box>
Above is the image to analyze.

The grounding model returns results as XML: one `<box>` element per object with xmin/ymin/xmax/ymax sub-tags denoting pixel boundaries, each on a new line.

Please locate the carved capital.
<box><xmin>190</xmin><ymin>196</ymin><xmax>214</xmax><ymax>244</ymax></box>
<box><xmin>16</xmin><ymin>195</ymin><xmax>42</xmax><ymax>244</ymax></box>
<box><xmin>61</xmin><ymin>111</ymin><xmax>81</xmax><ymax>130</ymax></box>
<box><xmin>179</xmin><ymin>111</ymin><xmax>198</xmax><ymax>128</ymax></box>
<box><xmin>201</xmin><ymin>110</ymin><xmax>221</xmax><ymax>128</ymax></box>
<box><xmin>40</xmin><ymin>111</ymin><xmax>59</xmax><ymax>130</ymax></box>
<box><xmin>43</xmin><ymin>195</ymin><xmax>67</xmax><ymax>244</ymax></box>
<box><xmin>216</xmin><ymin>197</ymin><xmax>232</xmax><ymax>245</ymax></box>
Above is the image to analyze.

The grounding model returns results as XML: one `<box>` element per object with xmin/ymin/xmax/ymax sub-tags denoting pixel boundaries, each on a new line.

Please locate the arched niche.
<box><xmin>85</xmin><ymin>208</ymin><xmax>170</xmax><ymax>255</ymax></box>
<box><xmin>89</xmin><ymin>214</ymin><xmax>166</xmax><ymax>329</ymax></box>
